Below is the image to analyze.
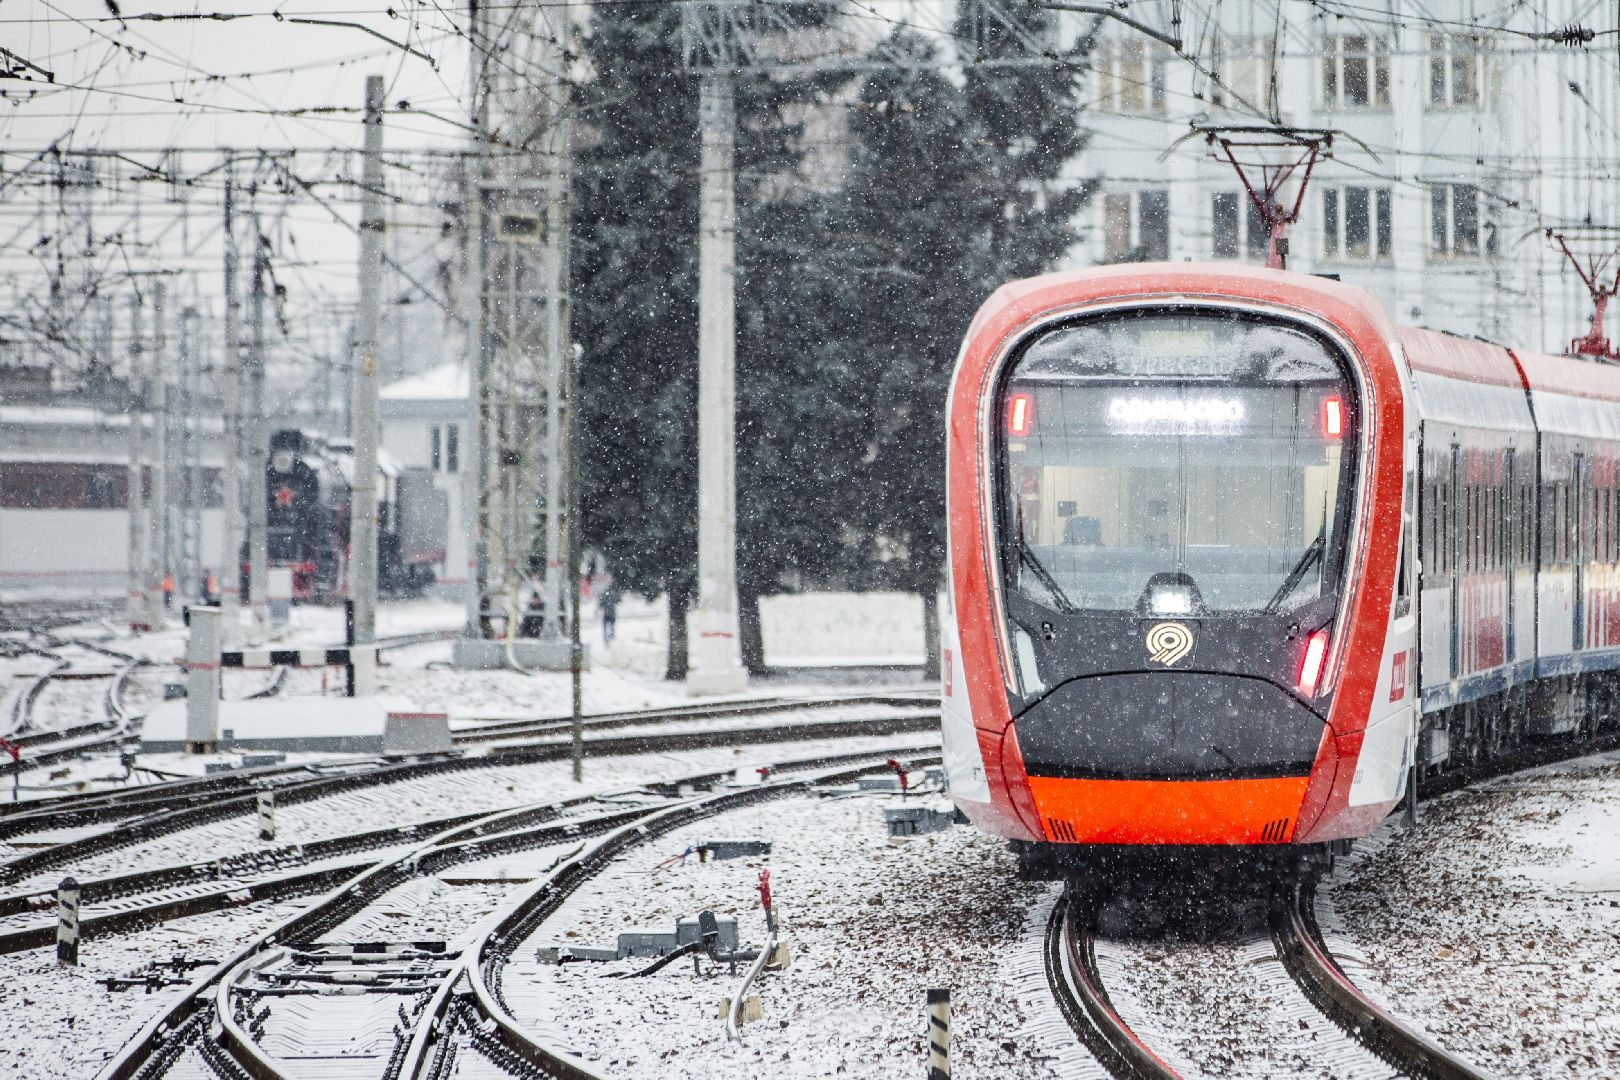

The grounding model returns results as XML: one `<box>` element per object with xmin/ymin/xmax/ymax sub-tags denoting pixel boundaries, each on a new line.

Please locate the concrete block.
<box><xmin>452</xmin><ymin>637</ymin><xmax>588</xmax><ymax>672</ymax></box>
<box><xmin>383</xmin><ymin>711</ymin><xmax>453</xmax><ymax>755</ymax></box>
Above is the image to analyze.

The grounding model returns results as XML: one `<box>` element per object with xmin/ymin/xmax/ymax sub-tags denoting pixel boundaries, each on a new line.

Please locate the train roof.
<box><xmin>970</xmin><ymin>262</ymin><xmax>1391</xmax><ymax>342</ymax></box>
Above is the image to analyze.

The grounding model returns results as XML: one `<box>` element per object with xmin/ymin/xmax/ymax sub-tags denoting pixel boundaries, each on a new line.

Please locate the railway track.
<box><xmin>0</xmin><ymin>706</ymin><xmax>938</xmax><ymax>953</ymax></box>
<box><xmin>1036</xmin><ymin>722</ymin><xmax>1620</xmax><ymax>1079</ymax></box>
<box><xmin>96</xmin><ymin>743</ymin><xmax>938</xmax><ymax>1080</ymax></box>
<box><xmin>1045</xmin><ymin>881</ymin><xmax>1490</xmax><ymax>1080</ymax></box>
<box><xmin>0</xmin><ymin>640</ymin><xmax>147</xmax><ymax>781</ymax></box>
<box><xmin>0</xmin><ymin>694</ymin><xmax>936</xmax><ymax>885</ymax></box>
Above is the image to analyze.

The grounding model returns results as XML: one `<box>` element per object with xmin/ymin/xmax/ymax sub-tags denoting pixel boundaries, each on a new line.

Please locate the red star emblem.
<box><xmin>274</xmin><ymin>486</ymin><xmax>294</xmax><ymax>507</ymax></box>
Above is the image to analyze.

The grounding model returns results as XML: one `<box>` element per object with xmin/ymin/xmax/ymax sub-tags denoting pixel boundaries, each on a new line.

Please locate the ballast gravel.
<box><xmin>503</xmin><ymin>793</ymin><xmax>1079</xmax><ymax>1079</ymax></box>
<box><xmin>1320</xmin><ymin>750</ymin><xmax>1620</xmax><ymax>1077</ymax></box>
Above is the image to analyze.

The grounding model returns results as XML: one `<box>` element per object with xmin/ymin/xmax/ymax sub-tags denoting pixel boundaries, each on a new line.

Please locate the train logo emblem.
<box><xmin>1145</xmin><ymin>622</ymin><xmax>1194</xmax><ymax>666</ymax></box>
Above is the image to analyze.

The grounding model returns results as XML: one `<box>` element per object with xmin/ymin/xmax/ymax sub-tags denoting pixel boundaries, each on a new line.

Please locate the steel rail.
<box><xmin>0</xmin><ymin>652</ymin><xmax>144</xmax><ymax>781</ymax></box>
<box><xmin>0</xmin><ymin>716</ymin><xmax>933</xmax><ymax>951</ymax></box>
<box><xmin>95</xmin><ymin>743</ymin><xmax>932</xmax><ymax>1080</ymax></box>
<box><xmin>0</xmin><ymin>690</ymin><xmax>933</xmax><ymax>828</ymax></box>
<box><xmin>1044</xmin><ymin>885</ymin><xmax>1182</xmax><ymax>1080</ymax></box>
<box><xmin>244</xmin><ymin>666</ymin><xmax>288</xmax><ymax>700</ymax></box>
<box><xmin>450</xmin><ymin>690</ymin><xmax>935</xmax><ymax>744</ymax></box>
<box><xmin>0</xmin><ymin>754</ymin><xmax>765</xmax><ymax>951</ymax></box>
<box><xmin>0</xmin><ymin>706</ymin><xmax>936</xmax><ymax>884</ymax></box>
<box><xmin>1273</xmin><ymin>882</ymin><xmax>1494</xmax><ymax>1080</ymax></box>
<box><xmin>403</xmin><ymin>751</ymin><xmax>943</xmax><ymax>1079</ymax></box>
<box><xmin>4</xmin><ymin>657</ymin><xmax>68</xmax><ymax>737</ymax></box>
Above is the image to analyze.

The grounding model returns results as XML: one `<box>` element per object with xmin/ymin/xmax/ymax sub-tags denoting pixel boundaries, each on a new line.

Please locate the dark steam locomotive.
<box><xmin>241</xmin><ymin>428</ymin><xmax>448</xmax><ymax>602</ymax></box>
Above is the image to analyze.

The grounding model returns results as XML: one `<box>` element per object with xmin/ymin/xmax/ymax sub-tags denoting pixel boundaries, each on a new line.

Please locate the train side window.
<box><xmin>431</xmin><ymin>427</ymin><xmax>442</xmax><ymax>472</ymax></box>
<box><xmin>446</xmin><ymin>424</ymin><xmax>460</xmax><ymax>474</ymax></box>
<box><xmin>1471</xmin><ymin>485</ymin><xmax>1480</xmax><ymax>572</ymax></box>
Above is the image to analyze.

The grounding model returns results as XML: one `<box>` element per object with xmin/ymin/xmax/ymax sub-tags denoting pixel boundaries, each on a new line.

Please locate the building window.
<box><xmin>1322</xmin><ymin>186</ymin><xmax>1393</xmax><ymax>261</ymax></box>
<box><xmin>1211</xmin><ymin>191</ymin><xmax>1268</xmax><ymax>260</ymax></box>
<box><xmin>1321</xmin><ymin>35</ymin><xmax>1390</xmax><ymax>109</ymax></box>
<box><xmin>1211</xmin><ymin>35</ymin><xmax>1275</xmax><ymax>113</ymax></box>
<box><xmin>1431</xmin><ymin>183</ymin><xmax>1489</xmax><ymax>257</ymax></box>
<box><xmin>1096</xmin><ymin>39</ymin><xmax>1167</xmax><ymax>114</ymax></box>
<box><xmin>1103</xmin><ymin>189</ymin><xmax>1170</xmax><ymax>262</ymax></box>
<box><xmin>445</xmin><ymin>424</ymin><xmax>459</xmax><ymax>475</ymax></box>
<box><xmin>430</xmin><ymin>426</ymin><xmax>442</xmax><ymax>471</ymax></box>
<box><xmin>1429</xmin><ymin>34</ymin><xmax>1486</xmax><ymax>107</ymax></box>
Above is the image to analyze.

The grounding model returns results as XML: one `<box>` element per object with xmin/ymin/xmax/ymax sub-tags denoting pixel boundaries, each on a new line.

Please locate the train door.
<box><xmin>1449</xmin><ymin>443</ymin><xmax>1461</xmax><ymax>681</ymax></box>
<box><xmin>1574</xmin><ymin>453</ymin><xmax>1586</xmax><ymax>651</ymax></box>
<box><xmin>1496</xmin><ymin>446</ymin><xmax>1509</xmax><ymax>660</ymax></box>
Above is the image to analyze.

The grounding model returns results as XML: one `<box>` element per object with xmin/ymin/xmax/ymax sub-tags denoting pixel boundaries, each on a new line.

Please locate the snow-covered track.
<box><xmin>1272</xmin><ymin>882</ymin><xmax>1491</xmax><ymax>1080</ymax></box>
<box><xmin>0</xmin><ymin>709</ymin><xmax>938</xmax><ymax>958</ymax></box>
<box><xmin>375</xmin><ymin>628</ymin><xmax>460</xmax><ymax>650</ymax></box>
<box><xmin>451</xmin><ymin>689</ymin><xmax>935</xmax><ymax>745</ymax></box>
<box><xmin>1046</xmin><ymin>880</ymin><xmax>1474</xmax><ymax>1079</ymax></box>
<box><xmin>0</xmin><ymin>699</ymin><xmax>937</xmax><ymax>885</ymax></box>
<box><xmin>95</xmin><ymin>743</ymin><xmax>935</xmax><ymax>1080</ymax></box>
<box><xmin>0</xmin><ymin>645</ymin><xmax>145</xmax><ymax>778</ymax></box>
<box><xmin>4</xmin><ymin>654</ymin><xmax>69</xmax><ymax>737</ymax></box>
<box><xmin>396</xmin><ymin>750</ymin><xmax>944</xmax><ymax>1080</ymax></box>
<box><xmin>1044</xmin><ymin>886</ymin><xmax>1179</xmax><ymax>1080</ymax></box>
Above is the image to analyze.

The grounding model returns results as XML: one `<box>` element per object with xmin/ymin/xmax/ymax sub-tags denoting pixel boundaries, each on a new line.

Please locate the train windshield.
<box><xmin>1001</xmin><ymin>310</ymin><xmax>1355</xmax><ymax>617</ymax></box>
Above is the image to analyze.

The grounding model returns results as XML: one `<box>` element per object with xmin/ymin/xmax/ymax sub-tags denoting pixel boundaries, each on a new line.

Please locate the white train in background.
<box><xmin>1</xmin><ymin>402</ymin><xmax>226</xmax><ymax>599</ymax></box>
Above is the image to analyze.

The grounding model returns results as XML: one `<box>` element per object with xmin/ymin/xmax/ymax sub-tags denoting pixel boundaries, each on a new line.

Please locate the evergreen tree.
<box><xmin>573</xmin><ymin>6</ymin><xmax>824</xmax><ymax>676</ymax></box>
<box><xmin>831</xmin><ymin>10</ymin><xmax>1094</xmax><ymax>676</ymax></box>
<box><xmin>955</xmin><ymin>0</ymin><xmax>1098</xmax><ymax>280</ymax></box>
<box><xmin>572</xmin><ymin>5</ymin><xmax>700</xmax><ymax>677</ymax></box>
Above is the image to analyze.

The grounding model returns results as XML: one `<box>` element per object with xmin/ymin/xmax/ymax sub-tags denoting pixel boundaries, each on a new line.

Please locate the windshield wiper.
<box><xmin>1263</xmin><ymin>529</ymin><xmax>1326</xmax><ymax>614</ymax></box>
<box><xmin>1018</xmin><ymin>535</ymin><xmax>1079</xmax><ymax>615</ymax></box>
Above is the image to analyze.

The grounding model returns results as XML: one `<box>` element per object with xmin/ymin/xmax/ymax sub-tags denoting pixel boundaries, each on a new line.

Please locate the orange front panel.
<box><xmin>1026</xmin><ymin>774</ymin><xmax>1312</xmax><ymax>845</ymax></box>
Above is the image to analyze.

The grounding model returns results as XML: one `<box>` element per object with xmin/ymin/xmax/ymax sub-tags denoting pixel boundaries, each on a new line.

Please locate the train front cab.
<box><xmin>942</xmin><ymin>266</ymin><xmax>1417</xmax><ymax>855</ymax></box>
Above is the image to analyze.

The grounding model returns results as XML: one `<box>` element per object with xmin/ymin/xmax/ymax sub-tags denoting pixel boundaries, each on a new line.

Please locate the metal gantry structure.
<box><xmin>455</xmin><ymin>2</ymin><xmax>578</xmax><ymax>673</ymax></box>
<box><xmin>0</xmin><ymin>137</ymin><xmax>449</xmax><ymax>644</ymax></box>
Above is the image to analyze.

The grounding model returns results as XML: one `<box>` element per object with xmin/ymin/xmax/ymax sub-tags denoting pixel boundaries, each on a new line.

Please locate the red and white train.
<box><xmin>942</xmin><ymin>262</ymin><xmax>1620</xmax><ymax>868</ymax></box>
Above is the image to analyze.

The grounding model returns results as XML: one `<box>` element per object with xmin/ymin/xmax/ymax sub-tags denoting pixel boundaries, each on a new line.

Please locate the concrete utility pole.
<box><xmin>219</xmin><ymin>165</ymin><xmax>243</xmax><ymax>645</ymax></box>
<box><xmin>126</xmin><ymin>293</ymin><xmax>147</xmax><ymax>630</ymax></box>
<box><xmin>460</xmin><ymin>0</ymin><xmax>491</xmax><ymax>645</ymax></box>
<box><xmin>349</xmin><ymin>74</ymin><xmax>387</xmax><ymax>646</ymax></box>
<box><xmin>686</xmin><ymin>73</ymin><xmax>748</xmax><ymax>696</ymax></box>
<box><xmin>177</xmin><ymin>302</ymin><xmax>200</xmax><ymax>601</ymax></box>
<box><xmin>247</xmin><ymin>214</ymin><xmax>270</xmax><ymax>643</ymax></box>
<box><xmin>541</xmin><ymin>64</ymin><xmax>572</xmax><ymax>639</ymax></box>
<box><xmin>146</xmin><ymin>280</ymin><xmax>169</xmax><ymax>626</ymax></box>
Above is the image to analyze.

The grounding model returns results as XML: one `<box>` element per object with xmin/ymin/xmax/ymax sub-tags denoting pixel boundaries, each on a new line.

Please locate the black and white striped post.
<box><xmin>926</xmin><ymin>988</ymin><xmax>950</xmax><ymax>1079</ymax></box>
<box><xmin>257</xmin><ymin>791</ymin><xmax>275</xmax><ymax>841</ymax></box>
<box><xmin>56</xmin><ymin>876</ymin><xmax>80</xmax><ymax>966</ymax></box>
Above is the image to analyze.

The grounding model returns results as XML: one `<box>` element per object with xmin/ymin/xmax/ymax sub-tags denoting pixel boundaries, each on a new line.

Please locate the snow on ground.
<box><xmin>2</xmin><ymin>733</ymin><xmax>938</xmax><ymax>895</ymax></box>
<box><xmin>1089</xmin><ymin>889</ymin><xmax>1394</xmax><ymax>1080</ymax></box>
<box><xmin>1320</xmin><ymin>750</ymin><xmax>1620</xmax><ymax>1077</ymax></box>
<box><xmin>0</xmin><ymin>897</ymin><xmax>313</xmax><ymax>1079</ymax></box>
<box><xmin>503</xmin><ymin>793</ymin><xmax>1077</xmax><ymax>1080</ymax></box>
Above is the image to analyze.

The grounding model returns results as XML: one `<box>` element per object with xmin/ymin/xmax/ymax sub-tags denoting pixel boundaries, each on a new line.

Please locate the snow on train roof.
<box><xmin>1514</xmin><ymin>348</ymin><xmax>1620</xmax><ymax>441</ymax></box>
<box><xmin>1397</xmin><ymin>324</ymin><xmax>1620</xmax><ymax>440</ymax></box>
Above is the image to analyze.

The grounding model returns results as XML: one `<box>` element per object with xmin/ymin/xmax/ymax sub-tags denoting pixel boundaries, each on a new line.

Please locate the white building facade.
<box><xmin>380</xmin><ymin>363</ymin><xmax>469</xmax><ymax>598</ymax></box>
<box><xmin>1071</xmin><ymin>0</ymin><xmax>1620</xmax><ymax>354</ymax></box>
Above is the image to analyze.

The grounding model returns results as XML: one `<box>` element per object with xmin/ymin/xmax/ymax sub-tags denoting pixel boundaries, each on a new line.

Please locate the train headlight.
<box><xmin>1147</xmin><ymin>582</ymin><xmax>1195</xmax><ymax>616</ymax></box>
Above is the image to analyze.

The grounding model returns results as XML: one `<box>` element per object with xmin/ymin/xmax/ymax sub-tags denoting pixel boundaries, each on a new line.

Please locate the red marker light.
<box><xmin>1298</xmin><ymin>629</ymin><xmax>1330</xmax><ymax>697</ymax></box>
<box><xmin>1007</xmin><ymin>393</ymin><xmax>1033</xmax><ymax>436</ymax></box>
<box><xmin>1323</xmin><ymin>397</ymin><xmax>1343</xmax><ymax>438</ymax></box>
